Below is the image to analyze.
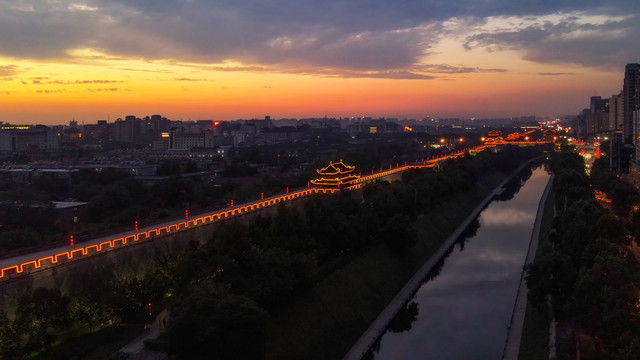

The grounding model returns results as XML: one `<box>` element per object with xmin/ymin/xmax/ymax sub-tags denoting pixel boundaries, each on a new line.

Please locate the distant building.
<box><xmin>0</xmin><ymin>125</ymin><xmax>60</xmax><ymax>151</ymax></box>
<box><xmin>150</xmin><ymin>114</ymin><xmax>170</xmax><ymax>140</ymax></box>
<box><xmin>623</xmin><ymin>63</ymin><xmax>640</xmax><ymax>140</ymax></box>
<box><xmin>634</xmin><ymin>109</ymin><xmax>640</xmax><ymax>160</ymax></box>
<box><xmin>610</xmin><ymin>92</ymin><xmax>624</xmax><ymax>132</ymax></box>
<box><xmin>586</xmin><ymin>96</ymin><xmax>610</xmax><ymax>136</ymax></box>
<box><xmin>169</xmin><ymin>130</ymin><xmax>205</xmax><ymax>150</ymax></box>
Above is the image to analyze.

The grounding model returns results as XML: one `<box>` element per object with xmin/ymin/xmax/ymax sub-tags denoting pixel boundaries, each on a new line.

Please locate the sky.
<box><xmin>0</xmin><ymin>0</ymin><xmax>639</xmax><ymax>125</ymax></box>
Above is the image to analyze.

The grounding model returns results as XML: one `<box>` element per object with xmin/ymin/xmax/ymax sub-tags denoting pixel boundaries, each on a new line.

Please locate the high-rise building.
<box><xmin>586</xmin><ymin>96</ymin><xmax>609</xmax><ymax>136</ymax></box>
<box><xmin>150</xmin><ymin>114</ymin><xmax>169</xmax><ymax>140</ymax></box>
<box><xmin>610</xmin><ymin>92</ymin><xmax>624</xmax><ymax>131</ymax></box>
<box><xmin>635</xmin><ymin>109</ymin><xmax>640</xmax><ymax>160</ymax></box>
<box><xmin>623</xmin><ymin>63</ymin><xmax>640</xmax><ymax>140</ymax></box>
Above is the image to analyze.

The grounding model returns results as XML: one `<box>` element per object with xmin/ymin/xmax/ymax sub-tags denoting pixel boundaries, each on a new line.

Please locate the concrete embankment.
<box><xmin>343</xmin><ymin>158</ymin><xmax>545</xmax><ymax>360</ymax></box>
<box><xmin>501</xmin><ymin>173</ymin><xmax>554</xmax><ymax>359</ymax></box>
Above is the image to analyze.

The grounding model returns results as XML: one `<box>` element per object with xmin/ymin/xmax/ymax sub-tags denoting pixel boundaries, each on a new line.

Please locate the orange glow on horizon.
<box><xmin>0</xmin><ymin>51</ymin><xmax>623</xmax><ymax>124</ymax></box>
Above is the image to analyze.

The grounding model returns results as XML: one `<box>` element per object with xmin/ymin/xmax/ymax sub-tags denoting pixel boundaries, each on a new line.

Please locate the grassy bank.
<box><xmin>264</xmin><ymin>172</ymin><xmax>507</xmax><ymax>360</ymax></box>
<box><xmin>518</xmin><ymin>187</ymin><xmax>555</xmax><ymax>360</ymax></box>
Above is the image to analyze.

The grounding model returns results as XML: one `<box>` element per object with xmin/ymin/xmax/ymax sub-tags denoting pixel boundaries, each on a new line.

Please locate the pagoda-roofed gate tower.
<box><xmin>485</xmin><ymin>130</ymin><xmax>504</xmax><ymax>144</ymax></box>
<box><xmin>543</xmin><ymin>129</ymin><xmax>557</xmax><ymax>142</ymax></box>
<box><xmin>310</xmin><ymin>160</ymin><xmax>360</xmax><ymax>188</ymax></box>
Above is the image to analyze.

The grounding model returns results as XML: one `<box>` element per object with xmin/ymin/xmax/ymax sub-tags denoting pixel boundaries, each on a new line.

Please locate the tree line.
<box><xmin>0</xmin><ymin>145</ymin><xmax>545</xmax><ymax>359</ymax></box>
<box><xmin>159</xmin><ymin>145</ymin><xmax>544</xmax><ymax>359</ymax></box>
<box><xmin>525</xmin><ymin>150</ymin><xmax>640</xmax><ymax>359</ymax></box>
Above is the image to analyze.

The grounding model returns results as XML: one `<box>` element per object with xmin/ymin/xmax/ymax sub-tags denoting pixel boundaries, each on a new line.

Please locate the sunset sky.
<box><xmin>0</xmin><ymin>0</ymin><xmax>639</xmax><ymax>125</ymax></box>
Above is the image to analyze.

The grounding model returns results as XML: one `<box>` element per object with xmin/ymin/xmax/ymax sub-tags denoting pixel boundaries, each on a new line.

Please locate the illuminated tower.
<box><xmin>310</xmin><ymin>160</ymin><xmax>360</xmax><ymax>188</ymax></box>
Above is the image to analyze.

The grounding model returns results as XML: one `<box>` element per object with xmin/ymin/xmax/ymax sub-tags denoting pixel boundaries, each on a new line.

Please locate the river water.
<box><xmin>365</xmin><ymin>165</ymin><xmax>551</xmax><ymax>360</ymax></box>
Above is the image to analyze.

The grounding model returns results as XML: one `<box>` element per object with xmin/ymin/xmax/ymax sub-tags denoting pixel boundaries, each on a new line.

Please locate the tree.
<box><xmin>162</xmin><ymin>281</ymin><xmax>268</xmax><ymax>360</ymax></box>
<box><xmin>156</xmin><ymin>160</ymin><xmax>182</xmax><ymax>176</ymax></box>
<box><xmin>67</xmin><ymin>261</ymin><xmax>116</xmax><ymax>332</ymax></box>
<box><xmin>380</xmin><ymin>214</ymin><xmax>417</xmax><ymax>252</ymax></box>
<box><xmin>0</xmin><ymin>310</ymin><xmax>21</xmax><ymax>359</ymax></box>
<box><xmin>13</xmin><ymin>287</ymin><xmax>72</xmax><ymax>352</ymax></box>
<box><xmin>388</xmin><ymin>302</ymin><xmax>419</xmax><ymax>333</ymax></box>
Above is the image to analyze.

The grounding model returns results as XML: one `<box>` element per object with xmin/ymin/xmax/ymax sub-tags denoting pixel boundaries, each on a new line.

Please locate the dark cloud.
<box><xmin>176</xmin><ymin>62</ymin><xmax>438</xmax><ymax>80</ymax></box>
<box><xmin>0</xmin><ymin>0</ymin><xmax>637</xmax><ymax>72</ymax></box>
<box><xmin>0</xmin><ymin>65</ymin><xmax>18</xmax><ymax>76</ymax></box>
<box><xmin>416</xmin><ymin>64</ymin><xmax>508</xmax><ymax>73</ymax></box>
<box><xmin>462</xmin><ymin>14</ymin><xmax>640</xmax><ymax>69</ymax></box>
<box><xmin>112</xmin><ymin>67</ymin><xmax>173</xmax><ymax>73</ymax></box>
<box><xmin>35</xmin><ymin>89</ymin><xmax>66</xmax><ymax>94</ymax></box>
<box><xmin>174</xmin><ymin>77</ymin><xmax>212</xmax><ymax>81</ymax></box>
<box><xmin>87</xmin><ymin>88</ymin><xmax>119</xmax><ymax>92</ymax></box>
<box><xmin>538</xmin><ymin>72</ymin><xmax>577</xmax><ymax>76</ymax></box>
<box><xmin>76</xmin><ymin>80</ymin><xmax>122</xmax><ymax>84</ymax></box>
<box><xmin>31</xmin><ymin>79</ymin><xmax>122</xmax><ymax>85</ymax></box>
<box><xmin>327</xmin><ymin>70</ymin><xmax>437</xmax><ymax>80</ymax></box>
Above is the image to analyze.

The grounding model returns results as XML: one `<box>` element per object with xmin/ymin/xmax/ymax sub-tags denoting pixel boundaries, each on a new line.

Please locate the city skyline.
<box><xmin>0</xmin><ymin>0</ymin><xmax>639</xmax><ymax>124</ymax></box>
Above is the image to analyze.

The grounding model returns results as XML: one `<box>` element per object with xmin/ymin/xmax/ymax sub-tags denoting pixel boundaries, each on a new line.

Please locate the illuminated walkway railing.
<box><xmin>0</xmin><ymin>142</ymin><xmax>549</xmax><ymax>280</ymax></box>
<box><xmin>0</xmin><ymin>187</ymin><xmax>339</xmax><ymax>279</ymax></box>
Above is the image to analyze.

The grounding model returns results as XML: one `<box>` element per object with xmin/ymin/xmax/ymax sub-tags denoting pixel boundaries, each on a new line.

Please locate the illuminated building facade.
<box><xmin>0</xmin><ymin>125</ymin><xmax>61</xmax><ymax>151</ymax></box>
<box><xmin>485</xmin><ymin>130</ymin><xmax>504</xmax><ymax>144</ymax></box>
<box><xmin>311</xmin><ymin>160</ymin><xmax>360</xmax><ymax>188</ymax></box>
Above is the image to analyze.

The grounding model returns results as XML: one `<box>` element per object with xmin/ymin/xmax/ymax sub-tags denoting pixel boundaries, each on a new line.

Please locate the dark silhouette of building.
<box><xmin>623</xmin><ymin>63</ymin><xmax>640</xmax><ymax>141</ymax></box>
<box><xmin>586</xmin><ymin>96</ymin><xmax>610</xmax><ymax>136</ymax></box>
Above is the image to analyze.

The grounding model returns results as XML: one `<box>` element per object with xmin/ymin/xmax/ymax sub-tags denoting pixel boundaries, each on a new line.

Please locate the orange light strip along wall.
<box><xmin>0</xmin><ymin>143</ymin><xmax>548</xmax><ymax>280</ymax></box>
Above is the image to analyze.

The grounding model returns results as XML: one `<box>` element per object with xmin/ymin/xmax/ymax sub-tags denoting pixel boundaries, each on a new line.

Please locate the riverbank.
<box><xmin>501</xmin><ymin>173</ymin><xmax>554</xmax><ymax>359</ymax></box>
<box><xmin>343</xmin><ymin>159</ymin><xmax>544</xmax><ymax>360</ymax></box>
<box><xmin>263</xmin><ymin>174</ymin><xmax>504</xmax><ymax>360</ymax></box>
<box><xmin>261</xmin><ymin>158</ymin><xmax>540</xmax><ymax>360</ymax></box>
<box><xmin>517</xmin><ymin>185</ymin><xmax>557</xmax><ymax>360</ymax></box>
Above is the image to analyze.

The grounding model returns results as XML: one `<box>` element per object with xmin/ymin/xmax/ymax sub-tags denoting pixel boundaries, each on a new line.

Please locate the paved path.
<box><xmin>502</xmin><ymin>173</ymin><xmax>554</xmax><ymax>359</ymax></box>
<box><xmin>119</xmin><ymin>310</ymin><xmax>171</xmax><ymax>360</ymax></box>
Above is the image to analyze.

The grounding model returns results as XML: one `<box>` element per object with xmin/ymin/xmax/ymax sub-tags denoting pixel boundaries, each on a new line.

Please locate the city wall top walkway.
<box><xmin>0</xmin><ymin>142</ymin><xmax>546</xmax><ymax>281</ymax></box>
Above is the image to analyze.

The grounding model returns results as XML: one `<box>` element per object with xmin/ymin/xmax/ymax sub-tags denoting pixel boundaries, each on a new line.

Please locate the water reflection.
<box><xmin>365</xmin><ymin>166</ymin><xmax>550</xmax><ymax>360</ymax></box>
<box><xmin>493</xmin><ymin>165</ymin><xmax>535</xmax><ymax>202</ymax></box>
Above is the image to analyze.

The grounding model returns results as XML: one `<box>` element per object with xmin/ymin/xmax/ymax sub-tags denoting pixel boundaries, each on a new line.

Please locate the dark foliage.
<box><xmin>525</xmin><ymin>152</ymin><xmax>640</xmax><ymax>357</ymax></box>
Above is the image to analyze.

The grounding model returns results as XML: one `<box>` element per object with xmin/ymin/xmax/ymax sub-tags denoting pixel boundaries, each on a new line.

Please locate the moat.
<box><xmin>366</xmin><ymin>165</ymin><xmax>551</xmax><ymax>359</ymax></box>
